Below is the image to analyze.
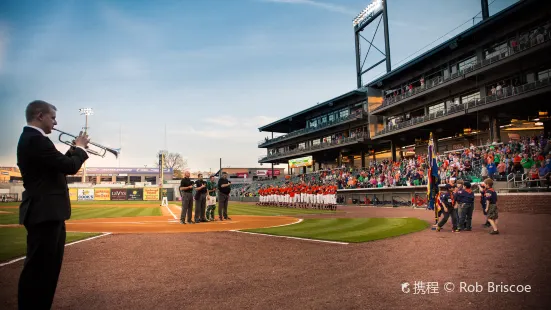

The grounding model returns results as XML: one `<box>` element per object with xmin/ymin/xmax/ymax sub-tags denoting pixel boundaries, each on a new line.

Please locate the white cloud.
<box><xmin>168</xmin><ymin>115</ymin><xmax>277</xmax><ymax>143</ymax></box>
<box><xmin>260</xmin><ymin>0</ymin><xmax>356</xmax><ymax>15</ymax></box>
<box><xmin>203</xmin><ymin>116</ymin><xmax>239</xmax><ymax>127</ymax></box>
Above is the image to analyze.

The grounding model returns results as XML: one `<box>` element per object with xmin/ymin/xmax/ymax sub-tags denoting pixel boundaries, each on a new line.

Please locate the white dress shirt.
<box><xmin>25</xmin><ymin>125</ymin><xmax>87</xmax><ymax>153</ymax></box>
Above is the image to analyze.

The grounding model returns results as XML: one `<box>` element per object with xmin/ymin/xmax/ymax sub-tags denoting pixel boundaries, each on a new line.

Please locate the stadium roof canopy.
<box><xmin>366</xmin><ymin>0</ymin><xmax>529</xmax><ymax>88</ymax></box>
<box><xmin>258</xmin><ymin>88</ymin><xmax>367</xmax><ymax>133</ymax></box>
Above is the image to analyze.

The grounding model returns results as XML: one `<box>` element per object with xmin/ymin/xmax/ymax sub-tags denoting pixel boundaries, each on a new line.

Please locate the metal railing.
<box><xmin>258</xmin><ymin>111</ymin><xmax>366</xmax><ymax>147</ymax></box>
<box><xmin>376</xmin><ymin>27</ymin><xmax>551</xmax><ymax>112</ymax></box>
<box><xmin>259</xmin><ymin>132</ymin><xmax>368</xmax><ymax>162</ymax></box>
<box><xmin>374</xmin><ymin>76</ymin><xmax>551</xmax><ymax>137</ymax></box>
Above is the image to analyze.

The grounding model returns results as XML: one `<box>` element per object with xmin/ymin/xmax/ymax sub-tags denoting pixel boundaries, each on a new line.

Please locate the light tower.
<box><xmin>79</xmin><ymin>108</ymin><xmax>93</xmax><ymax>183</ymax></box>
<box><xmin>353</xmin><ymin>0</ymin><xmax>391</xmax><ymax>88</ymax></box>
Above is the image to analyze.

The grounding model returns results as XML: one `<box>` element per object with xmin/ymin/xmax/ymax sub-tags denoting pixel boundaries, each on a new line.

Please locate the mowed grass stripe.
<box><xmin>70</xmin><ymin>207</ymin><xmax>161</xmax><ymax>220</ymax></box>
<box><xmin>0</xmin><ymin>207</ymin><xmax>162</xmax><ymax>224</ymax></box>
<box><xmin>1</xmin><ymin>201</ymin><xmax>329</xmax><ymax>224</ymax></box>
<box><xmin>314</xmin><ymin>219</ymin><xmax>407</xmax><ymax>240</ymax></box>
<box><xmin>244</xmin><ymin>218</ymin><xmax>430</xmax><ymax>243</ymax></box>
<box><xmin>0</xmin><ymin>227</ymin><xmax>100</xmax><ymax>262</ymax></box>
<box><xmin>229</xmin><ymin>204</ymin><xmax>335</xmax><ymax>216</ymax></box>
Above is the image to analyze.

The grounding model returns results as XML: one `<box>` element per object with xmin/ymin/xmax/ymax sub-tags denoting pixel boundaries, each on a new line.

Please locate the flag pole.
<box><xmin>428</xmin><ymin>132</ymin><xmax>439</xmax><ymax>230</ymax></box>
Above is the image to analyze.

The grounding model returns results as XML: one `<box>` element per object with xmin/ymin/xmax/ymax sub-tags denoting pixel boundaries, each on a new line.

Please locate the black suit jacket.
<box><xmin>17</xmin><ymin>127</ymin><xmax>89</xmax><ymax>226</ymax></box>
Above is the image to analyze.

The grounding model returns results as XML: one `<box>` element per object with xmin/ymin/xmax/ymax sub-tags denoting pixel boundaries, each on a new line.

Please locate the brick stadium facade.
<box><xmin>478</xmin><ymin>193</ymin><xmax>551</xmax><ymax>214</ymax></box>
<box><xmin>257</xmin><ymin>0</ymin><xmax>551</xmax><ymax>171</ymax></box>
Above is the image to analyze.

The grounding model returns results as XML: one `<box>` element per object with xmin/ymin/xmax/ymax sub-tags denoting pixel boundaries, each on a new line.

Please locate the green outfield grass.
<box><xmin>0</xmin><ymin>207</ymin><xmax>162</xmax><ymax>225</ymax></box>
<box><xmin>0</xmin><ymin>227</ymin><xmax>101</xmax><ymax>262</ymax></box>
<box><xmin>0</xmin><ymin>201</ymin><xmax>332</xmax><ymax>225</ymax></box>
<box><xmin>243</xmin><ymin>218</ymin><xmax>430</xmax><ymax>243</ymax></box>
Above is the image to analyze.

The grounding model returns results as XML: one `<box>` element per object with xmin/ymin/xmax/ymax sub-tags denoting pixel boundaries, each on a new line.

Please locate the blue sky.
<box><xmin>0</xmin><ymin>0</ymin><xmax>518</xmax><ymax>172</ymax></box>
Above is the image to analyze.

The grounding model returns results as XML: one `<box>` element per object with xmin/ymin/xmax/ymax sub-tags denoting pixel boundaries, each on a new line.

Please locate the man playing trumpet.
<box><xmin>17</xmin><ymin>100</ymin><xmax>90</xmax><ymax>310</ymax></box>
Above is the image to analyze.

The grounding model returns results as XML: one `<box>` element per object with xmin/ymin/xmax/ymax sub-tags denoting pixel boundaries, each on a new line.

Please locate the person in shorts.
<box><xmin>484</xmin><ymin>178</ymin><xmax>499</xmax><ymax>234</ymax></box>
<box><xmin>478</xmin><ymin>182</ymin><xmax>490</xmax><ymax>227</ymax></box>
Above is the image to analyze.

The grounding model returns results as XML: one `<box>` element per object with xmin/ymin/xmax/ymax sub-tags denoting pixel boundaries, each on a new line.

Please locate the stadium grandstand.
<box><xmin>237</xmin><ymin>0</ymin><xmax>551</xmax><ymax>202</ymax></box>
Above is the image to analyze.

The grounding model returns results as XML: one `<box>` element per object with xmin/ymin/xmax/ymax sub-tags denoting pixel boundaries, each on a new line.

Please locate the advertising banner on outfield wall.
<box><xmin>127</xmin><ymin>188</ymin><xmax>143</xmax><ymax>201</ymax></box>
<box><xmin>94</xmin><ymin>188</ymin><xmax>111</xmax><ymax>200</ymax></box>
<box><xmin>110</xmin><ymin>188</ymin><xmax>127</xmax><ymax>201</ymax></box>
<box><xmin>69</xmin><ymin>188</ymin><xmax>78</xmax><ymax>201</ymax></box>
<box><xmin>78</xmin><ymin>189</ymin><xmax>94</xmax><ymax>201</ymax></box>
<box><xmin>143</xmin><ymin>188</ymin><xmax>160</xmax><ymax>201</ymax></box>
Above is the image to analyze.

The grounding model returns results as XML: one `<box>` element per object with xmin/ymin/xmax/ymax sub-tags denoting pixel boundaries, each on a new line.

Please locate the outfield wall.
<box><xmin>3</xmin><ymin>184</ymin><xmax>178</xmax><ymax>202</ymax></box>
<box><xmin>71</xmin><ymin>187</ymin><xmax>176</xmax><ymax>201</ymax></box>
<box><xmin>337</xmin><ymin>186</ymin><xmax>551</xmax><ymax>214</ymax></box>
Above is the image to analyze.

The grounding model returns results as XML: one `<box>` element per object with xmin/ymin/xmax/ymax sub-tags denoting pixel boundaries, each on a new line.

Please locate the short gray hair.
<box><xmin>26</xmin><ymin>100</ymin><xmax>56</xmax><ymax>122</ymax></box>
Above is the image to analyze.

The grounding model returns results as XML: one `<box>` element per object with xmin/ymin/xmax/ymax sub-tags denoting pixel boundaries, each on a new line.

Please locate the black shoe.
<box><xmin>219</xmin><ymin>217</ymin><xmax>223</xmax><ymax>221</ymax></box>
<box><xmin>187</xmin><ymin>221</ymin><xmax>195</xmax><ymax>224</ymax></box>
<box><xmin>489</xmin><ymin>230</ymin><xmax>499</xmax><ymax>235</ymax></box>
<box><xmin>180</xmin><ymin>221</ymin><xmax>186</xmax><ymax>224</ymax></box>
<box><xmin>225</xmin><ymin>217</ymin><xmax>232</xmax><ymax>220</ymax></box>
<box><xmin>464</xmin><ymin>228</ymin><xmax>472</xmax><ymax>231</ymax></box>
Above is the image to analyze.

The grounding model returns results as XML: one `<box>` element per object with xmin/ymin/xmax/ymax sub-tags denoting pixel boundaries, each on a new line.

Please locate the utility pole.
<box><xmin>79</xmin><ymin>108</ymin><xmax>93</xmax><ymax>183</ymax></box>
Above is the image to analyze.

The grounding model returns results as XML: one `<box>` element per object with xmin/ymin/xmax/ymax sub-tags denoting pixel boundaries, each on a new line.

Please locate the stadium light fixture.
<box><xmin>79</xmin><ymin>108</ymin><xmax>94</xmax><ymax>116</ymax></box>
<box><xmin>535</xmin><ymin>122</ymin><xmax>544</xmax><ymax>126</ymax></box>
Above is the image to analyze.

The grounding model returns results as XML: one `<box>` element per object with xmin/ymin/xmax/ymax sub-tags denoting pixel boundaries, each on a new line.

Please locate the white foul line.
<box><xmin>0</xmin><ymin>232</ymin><xmax>112</xmax><ymax>268</ymax></box>
<box><xmin>166</xmin><ymin>204</ymin><xmax>178</xmax><ymax>220</ymax></box>
<box><xmin>261</xmin><ymin>218</ymin><xmax>303</xmax><ymax>228</ymax></box>
<box><xmin>230</xmin><ymin>230</ymin><xmax>348</xmax><ymax>245</ymax></box>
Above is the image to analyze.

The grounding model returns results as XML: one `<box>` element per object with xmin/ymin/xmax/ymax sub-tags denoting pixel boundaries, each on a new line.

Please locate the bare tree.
<box><xmin>155</xmin><ymin>150</ymin><xmax>187</xmax><ymax>178</ymax></box>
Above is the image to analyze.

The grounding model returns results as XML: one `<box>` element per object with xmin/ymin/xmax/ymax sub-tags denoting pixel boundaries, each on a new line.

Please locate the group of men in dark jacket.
<box><xmin>179</xmin><ymin>171</ymin><xmax>232</xmax><ymax>224</ymax></box>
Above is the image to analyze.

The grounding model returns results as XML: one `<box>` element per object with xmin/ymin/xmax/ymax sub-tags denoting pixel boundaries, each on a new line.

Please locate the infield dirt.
<box><xmin>1</xmin><ymin>206</ymin><xmax>550</xmax><ymax>310</ymax></box>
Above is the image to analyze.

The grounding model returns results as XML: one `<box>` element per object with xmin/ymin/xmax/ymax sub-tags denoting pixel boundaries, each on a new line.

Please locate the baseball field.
<box><xmin>0</xmin><ymin>201</ymin><xmax>549</xmax><ymax>309</ymax></box>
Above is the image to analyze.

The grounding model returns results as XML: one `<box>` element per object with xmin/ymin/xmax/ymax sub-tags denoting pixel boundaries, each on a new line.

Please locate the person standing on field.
<box><xmin>193</xmin><ymin>173</ymin><xmax>207</xmax><ymax>223</ymax></box>
<box><xmin>179</xmin><ymin>171</ymin><xmax>194</xmax><ymax>224</ymax></box>
<box><xmin>217</xmin><ymin>172</ymin><xmax>232</xmax><ymax>221</ymax></box>
<box><xmin>205</xmin><ymin>175</ymin><xmax>217</xmax><ymax>221</ymax></box>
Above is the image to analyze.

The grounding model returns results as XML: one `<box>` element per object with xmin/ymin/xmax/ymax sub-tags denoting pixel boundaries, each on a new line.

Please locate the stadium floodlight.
<box><xmin>79</xmin><ymin>108</ymin><xmax>94</xmax><ymax>116</ymax></box>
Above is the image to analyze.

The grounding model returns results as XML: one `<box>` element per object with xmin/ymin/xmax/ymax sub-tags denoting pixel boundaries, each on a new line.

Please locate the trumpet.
<box><xmin>53</xmin><ymin>128</ymin><xmax>120</xmax><ymax>158</ymax></box>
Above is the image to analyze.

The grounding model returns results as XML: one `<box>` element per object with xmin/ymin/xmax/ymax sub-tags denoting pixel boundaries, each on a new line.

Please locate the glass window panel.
<box><xmin>428</xmin><ymin>103</ymin><xmax>444</xmax><ymax>114</ymax></box>
<box><xmin>537</xmin><ymin>69</ymin><xmax>551</xmax><ymax>80</ymax></box>
<box><xmin>461</xmin><ymin>92</ymin><xmax>480</xmax><ymax>104</ymax></box>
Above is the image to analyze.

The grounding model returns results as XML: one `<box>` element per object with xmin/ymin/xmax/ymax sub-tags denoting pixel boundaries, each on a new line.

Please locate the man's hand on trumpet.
<box><xmin>74</xmin><ymin>131</ymin><xmax>90</xmax><ymax>149</ymax></box>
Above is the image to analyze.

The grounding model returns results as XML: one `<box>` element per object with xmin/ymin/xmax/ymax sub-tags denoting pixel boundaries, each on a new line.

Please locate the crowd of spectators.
<box><xmin>477</xmin><ymin>134</ymin><xmax>551</xmax><ymax>187</ymax></box>
<box><xmin>232</xmin><ymin>132</ymin><xmax>551</xmax><ymax>197</ymax></box>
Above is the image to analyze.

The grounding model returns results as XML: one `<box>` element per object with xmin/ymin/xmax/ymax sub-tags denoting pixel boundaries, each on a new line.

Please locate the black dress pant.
<box><xmin>18</xmin><ymin>220</ymin><xmax>66</xmax><ymax>310</ymax></box>
<box><xmin>218</xmin><ymin>193</ymin><xmax>229</xmax><ymax>219</ymax></box>
<box><xmin>194</xmin><ymin>194</ymin><xmax>206</xmax><ymax>222</ymax></box>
